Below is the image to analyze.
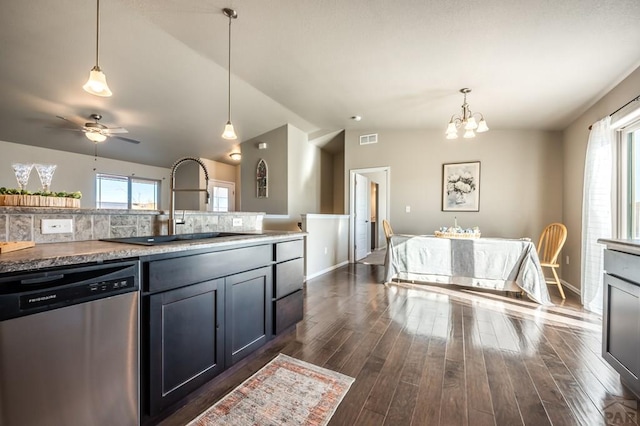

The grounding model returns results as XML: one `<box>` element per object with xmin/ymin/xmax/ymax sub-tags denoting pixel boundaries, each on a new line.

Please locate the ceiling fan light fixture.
<box><xmin>84</xmin><ymin>0</ymin><xmax>112</xmax><ymax>97</ymax></box>
<box><xmin>86</xmin><ymin>131</ymin><xmax>107</xmax><ymax>143</ymax></box>
<box><xmin>83</xmin><ymin>66</ymin><xmax>112</xmax><ymax>97</ymax></box>
<box><xmin>222</xmin><ymin>121</ymin><xmax>237</xmax><ymax>140</ymax></box>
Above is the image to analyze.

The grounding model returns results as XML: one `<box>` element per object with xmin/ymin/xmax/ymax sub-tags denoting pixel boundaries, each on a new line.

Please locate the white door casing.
<box><xmin>354</xmin><ymin>173</ymin><xmax>369</xmax><ymax>260</ymax></box>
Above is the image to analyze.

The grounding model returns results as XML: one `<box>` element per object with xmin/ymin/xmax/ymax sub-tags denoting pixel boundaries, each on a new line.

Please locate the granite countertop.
<box><xmin>0</xmin><ymin>231</ymin><xmax>305</xmax><ymax>274</ymax></box>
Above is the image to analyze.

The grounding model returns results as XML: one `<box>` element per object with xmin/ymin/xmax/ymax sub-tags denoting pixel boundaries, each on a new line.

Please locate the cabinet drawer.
<box><xmin>147</xmin><ymin>245</ymin><xmax>271</xmax><ymax>293</ymax></box>
<box><xmin>275</xmin><ymin>239</ymin><xmax>304</xmax><ymax>262</ymax></box>
<box><xmin>274</xmin><ymin>289</ymin><xmax>303</xmax><ymax>334</ymax></box>
<box><xmin>274</xmin><ymin>257</ymin><xmax>304</xmax><ymax>299</ymax></box>
<box><xmin>604</xmin><ymin>249</ymin><xmax>640</xmax><ymax>285</ymax></box>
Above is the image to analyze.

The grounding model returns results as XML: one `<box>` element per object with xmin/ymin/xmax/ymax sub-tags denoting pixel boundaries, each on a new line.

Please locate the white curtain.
<box><xmin>581</xmin><ymin>116</ymin><xmax>612</xmax><ymax>314</ymax></box>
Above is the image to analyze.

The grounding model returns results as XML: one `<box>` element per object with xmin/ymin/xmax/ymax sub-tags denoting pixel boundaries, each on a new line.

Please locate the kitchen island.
<box><xmin>0</xmin><ymin>231</ymin><xmax>306</xmax><ymax>425</ymax></box>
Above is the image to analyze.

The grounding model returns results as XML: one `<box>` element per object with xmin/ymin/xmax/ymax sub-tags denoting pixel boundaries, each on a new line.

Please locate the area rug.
<box><xmin>187</xmin><ymin>353</ymin><xmax>355</xmax><ymax>426</ymax></box>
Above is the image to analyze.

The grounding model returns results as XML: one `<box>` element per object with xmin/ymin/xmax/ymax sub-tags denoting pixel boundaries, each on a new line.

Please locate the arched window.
<box><xmin>256</xmin><ymin>159</ymin><xmax>268</xmax><ymax>198</ymax></box>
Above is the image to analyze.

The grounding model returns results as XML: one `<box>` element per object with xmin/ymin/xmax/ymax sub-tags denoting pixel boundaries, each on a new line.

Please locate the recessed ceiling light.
<box><xmin>350</xmin><ymin>115</ymin><xmax>362</xmax><ymax>121</ymax></box>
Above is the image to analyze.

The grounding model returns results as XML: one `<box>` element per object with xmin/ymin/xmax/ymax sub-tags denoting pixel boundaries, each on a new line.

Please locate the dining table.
<box><xmin>384</xmin><ymin>234</ymin><xmax>552</xmax><ymax>305</ymax></box>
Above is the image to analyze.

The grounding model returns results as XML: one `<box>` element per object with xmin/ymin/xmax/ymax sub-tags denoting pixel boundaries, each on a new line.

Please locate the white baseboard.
<box><xmin>306</xmin><ymin>260</ymin><xmax>349</xmax><ymax>280</ymax></box>
<box><xmin>561</xmin><ymin>279</ymin><xmax>580</xmax><ymax>295</ymax></box>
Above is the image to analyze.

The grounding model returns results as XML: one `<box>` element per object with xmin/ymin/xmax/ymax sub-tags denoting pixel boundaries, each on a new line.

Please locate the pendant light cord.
<box><xmin>227</xmin><ymin>13</ymin><xmax>232</xmax><ymax>122</ymax></box>
<box><xmin>95</xmin><ymin>0</ymin><xmax>100</xmax><ymax>67</ymax></box>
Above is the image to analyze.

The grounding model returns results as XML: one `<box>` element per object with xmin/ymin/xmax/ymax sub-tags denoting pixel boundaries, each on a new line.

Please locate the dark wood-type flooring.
<box><xmin>160</xmin><ymin>262</ymin><xmax>637</xmax><ymax>426</ymax></box>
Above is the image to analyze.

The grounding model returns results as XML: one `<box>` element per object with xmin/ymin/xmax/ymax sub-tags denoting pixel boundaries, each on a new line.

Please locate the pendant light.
<box><xmin>221</xmin><ymin>8</ymin><xmax>238</xmax><ymax>140</ymax></box>
<box><xmin>83</xmin><ymin>0</ymin><xmax>112</xmax><ymax>97</ymax></box>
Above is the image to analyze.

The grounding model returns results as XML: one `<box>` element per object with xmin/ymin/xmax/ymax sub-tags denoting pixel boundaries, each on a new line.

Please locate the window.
<box><xmin>621</xmin><ymin>122</ymin><xmax>640</xmax><ymax>238</ymax></box>
<box><xmin>209</xmin><ymin>180</ymin><xmax>235</xmax><ymax>212</ymax></box>
<box><xmin>96</xmin><ymin>174</ymin><xmax>160</xmax><ymax>210</ymax></box>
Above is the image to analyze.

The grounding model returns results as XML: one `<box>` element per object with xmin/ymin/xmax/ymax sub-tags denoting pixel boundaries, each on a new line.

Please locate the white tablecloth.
<box><xmin>384</xmin><ymin>235</ymin><xmax>552</xmax><ymax>305</ymax></box>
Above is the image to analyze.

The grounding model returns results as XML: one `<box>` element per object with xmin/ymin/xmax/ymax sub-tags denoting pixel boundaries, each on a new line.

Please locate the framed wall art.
<box><xmin>442</xmin><ymin>161</ymin><xmax>480</xmax><ymax>212</ymax></box>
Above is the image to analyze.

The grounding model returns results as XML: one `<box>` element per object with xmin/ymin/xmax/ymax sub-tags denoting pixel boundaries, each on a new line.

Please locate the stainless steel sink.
<box><xmin>101</xmin><ymin>232</ymin><xmax>249</xmax><ymax>246</ymax></box>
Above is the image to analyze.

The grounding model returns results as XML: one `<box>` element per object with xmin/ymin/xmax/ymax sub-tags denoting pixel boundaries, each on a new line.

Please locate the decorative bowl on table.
<box><xmin>434</xmin><ymin>226</ymin><xmax>481</xmax><ymax>239</ymax></box>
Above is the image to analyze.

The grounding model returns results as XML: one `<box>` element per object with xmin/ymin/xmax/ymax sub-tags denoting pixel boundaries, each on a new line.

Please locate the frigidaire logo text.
<box><xmin>29</xmin><ymin>294</ymin><xmax>56</xmax><ymax>303</ymax></box>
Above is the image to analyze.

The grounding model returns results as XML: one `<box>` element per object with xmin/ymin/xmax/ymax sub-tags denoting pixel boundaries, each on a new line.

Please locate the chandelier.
<box><xmin>445</xmin><ymin>88</ymin><xmax>489</xmax><ymax>139</ymax></box>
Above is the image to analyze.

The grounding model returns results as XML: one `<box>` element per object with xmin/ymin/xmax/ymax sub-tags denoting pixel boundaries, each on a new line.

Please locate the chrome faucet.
<box><xmin>169</xmin><ymin>157</ymin><xmax>210</xmax><ymax>235</ymax></box>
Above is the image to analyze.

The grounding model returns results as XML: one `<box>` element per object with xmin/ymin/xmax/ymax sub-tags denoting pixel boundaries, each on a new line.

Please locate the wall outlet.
<box><xmin>41</xmin><ymin>219</ymin><xmax>73</xmax><ymax>234</ymax></box>
<box><xmin>405</xmin><ymin>205</ymin><xmax>411</xmax><ymax>213</ymax></box>
<box><xmin>566</xmin><ymin>255</ymin><xmax>570</xmax><ymax>265</ymax></box>
<box><xmin>232</xmin><ymin>217</ymin><xmax>243</xmax><ymax>227</ymax></box>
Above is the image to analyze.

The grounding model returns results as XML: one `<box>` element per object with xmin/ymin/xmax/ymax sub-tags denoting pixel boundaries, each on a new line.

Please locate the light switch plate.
<box><xmin>232</xmin><ymin>217</ymin><xmax>243</xmax><ymax>227</ymax></box>
<box><xmin>41</xmin><ymin>219</ymin><xmax>73</xmax><ymax>234</ymax></box>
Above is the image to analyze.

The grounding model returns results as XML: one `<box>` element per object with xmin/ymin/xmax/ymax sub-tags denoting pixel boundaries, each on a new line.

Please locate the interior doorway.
<box><xmin>349</xmin><ymin>167</ymin><xmax>390</xmax><ymax>263</ymax></box>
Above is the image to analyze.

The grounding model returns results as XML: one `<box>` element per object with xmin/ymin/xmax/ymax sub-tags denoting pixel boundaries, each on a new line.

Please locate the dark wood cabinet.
<box><xmin>603</xmin><ymin>248</ymin><xmax>640</xmax><ymax>397</ymax></box>
<box><xmin>274</xmin><ymin>289</ymin><xmax>303</xmax><ymax>334</ymax></box>
<box><xmin>224</xmin><ymin>267</ymin><xmax>272</xmax><ymax>367</ymax></box>
<box><xmin>273</xmin><ymin>241</ymin><xmax>305</xmax><ymax>335</ymax></box>
<box><xmin>142</xmin><ymin>236</ymin><xmax>304</xmax><ymax>423</ymax></box>
<box><xmin>148</xmin><ymin>278</ymin><xmax>225</xmax><ymax>416</ymax></box>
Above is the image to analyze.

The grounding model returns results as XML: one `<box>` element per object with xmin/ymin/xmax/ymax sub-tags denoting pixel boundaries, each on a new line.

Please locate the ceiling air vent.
<box><xmin>359</xmin><ymin>133</ymin><xmax>378</xmax><ymax>145</ymax></box>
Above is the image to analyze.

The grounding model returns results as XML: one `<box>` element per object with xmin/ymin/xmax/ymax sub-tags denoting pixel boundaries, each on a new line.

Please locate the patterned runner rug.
<box><xmin>187</xmin><ymin>354</ymin><xmax>355</xmax><ymax>426</ymax></box>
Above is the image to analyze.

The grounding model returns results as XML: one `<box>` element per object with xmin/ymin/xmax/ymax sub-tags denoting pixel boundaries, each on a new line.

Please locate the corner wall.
<box><xmin>240</xmin><ymin>125</ymin><xmax>288</xmax><ymax>215</ymax></box>
<box><xmin>562</xmin><ymin>66</ymin><xmax>640</xmax><ymax>291</ymax></box>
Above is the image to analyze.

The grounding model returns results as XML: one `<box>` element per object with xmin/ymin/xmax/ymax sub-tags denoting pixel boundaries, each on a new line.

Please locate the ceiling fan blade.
<box><xmin>110</xmin><ymin>135</ymin><xmax>141</xmax><ymax>144</ymax></box>
<box><xmin>45</xmin><ymin>127</ymin><xmax>85</xmax><ymax>132</ymax></box>
<box><xmin>56</xmin><ymin>115</ymin><xmax>83</xmax><ymax>128</ymax></box>
<box><xmin>104</xmin><ymin>127</ymin><xmax>128</xmax><ymax>134</ymax></box>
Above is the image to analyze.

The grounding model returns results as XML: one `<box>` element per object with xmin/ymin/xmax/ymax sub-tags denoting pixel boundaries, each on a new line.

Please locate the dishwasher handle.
<box><xmin>21</xmin><ymin>274</ymin><xmax>65</xmax><ymax>286</ymax></box>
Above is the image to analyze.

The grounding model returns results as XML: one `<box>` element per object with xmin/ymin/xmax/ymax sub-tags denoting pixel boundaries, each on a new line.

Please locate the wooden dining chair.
<box><xmin>382</xmin><ymin>220</ymin><xmax>394</xmax><ymax>242</ymax></box>
<box><xmin>537</xmin><ymin>223</ymin><xmax>568</xmax><ymax>299</ymax></box>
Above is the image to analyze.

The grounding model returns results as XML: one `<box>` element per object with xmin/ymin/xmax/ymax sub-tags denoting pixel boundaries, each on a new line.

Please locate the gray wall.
<box><xmin>287</xmin><ymin>124</ymin><xmax>321</xmax><ymax>220</ymax></box>
<box><xmin>562</xmin><ymin>65</ymin><xmax>640</xmax><ymax>290</ymax></box>
<box><xmin>240</xmin><ymin>125</ymin><xmax>288</xmax><ymax>214</ymax></box>
<box><xmin>333</xmin><ymin>151</ymin><xmax>345</xmax><ymax>213</ymax></box>
<box><xmin>320</xmin><ymin>149</ymin><xmax>334</xmax><ymax>213</ymax></box>
<box><xmin>344</xmin><ymin>129</ymin><xmax>563</xmax><ymax>243</ymax></box>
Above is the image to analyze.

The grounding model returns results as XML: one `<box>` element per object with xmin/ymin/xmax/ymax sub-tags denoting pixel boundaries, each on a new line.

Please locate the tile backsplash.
<box><xmin>0</xmin><ymin>208</ymin><xmax>264</xmax><ymax>243</ymax></box>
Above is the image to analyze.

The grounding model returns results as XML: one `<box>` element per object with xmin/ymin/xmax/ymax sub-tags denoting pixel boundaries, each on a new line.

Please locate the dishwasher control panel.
<box><xmin>21</xmin><ymin>277</ymin><xmax>135</xmax><ymax>310</ymax></box>
<box><xmin>0</xmin><ymin>260</ymin><xmax>139</xmax><ymax>321</ymax></box>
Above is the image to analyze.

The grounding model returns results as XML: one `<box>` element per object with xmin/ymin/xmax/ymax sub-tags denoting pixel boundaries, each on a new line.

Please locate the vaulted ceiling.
<box><xmin>1</xmin><ymin>0</ymin><xmax>639</xmax><ymax>167</ymax></box>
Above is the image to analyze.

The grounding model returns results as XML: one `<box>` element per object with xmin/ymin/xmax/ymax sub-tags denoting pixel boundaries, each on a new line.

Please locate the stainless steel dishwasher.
<box><xmin>0</xmin><ymin>260</ymin><xmax>140</xmax><ymax>426</ymax></box>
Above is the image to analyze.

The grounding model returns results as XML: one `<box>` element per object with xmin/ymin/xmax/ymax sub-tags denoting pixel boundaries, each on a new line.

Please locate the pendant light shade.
<box><xmin>84</xmin><ymin>0</ymin><xmax>112</xmax><ymax>97</ymax></box>
<box><xmin>83</xmin><ymin>66</ymin><xmax>112</xmax><ymax>97</ymax></box>
<box><xmin>221</xmin><ymin>8</ymin><xmax>238</xmax><ymax>140</ymax></box>
<box><xmin>222</xmin><ymin>121</ymin><xmax>237</xmax><ymax>139</ymax></box>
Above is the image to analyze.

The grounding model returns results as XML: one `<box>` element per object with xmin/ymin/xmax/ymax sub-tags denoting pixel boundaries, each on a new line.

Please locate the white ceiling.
<box><xmin>1</xmin><ymin>0</ymin><xmax>639</xmax><ymax>167</ymax></box>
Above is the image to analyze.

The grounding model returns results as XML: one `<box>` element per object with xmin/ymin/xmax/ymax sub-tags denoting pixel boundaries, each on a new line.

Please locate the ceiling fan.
<box><xmin>55</xmin><ymin>113</ymin><xmax>140</xmax><ymax>144</ymax></box>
